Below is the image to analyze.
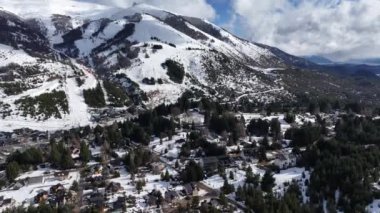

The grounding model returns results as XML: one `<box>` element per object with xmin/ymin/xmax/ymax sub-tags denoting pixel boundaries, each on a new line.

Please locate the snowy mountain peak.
<box><xmin>111</xmin><ymin>3</ymin><xmax>174</xmax><ymax>20</ymax></box>
<box><xmin>1</xmin><ymin>2</ymin><xmax>354</xmax><ymax>132</ymax></box>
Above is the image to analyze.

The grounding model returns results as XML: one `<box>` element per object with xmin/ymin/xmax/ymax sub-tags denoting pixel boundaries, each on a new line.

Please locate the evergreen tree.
<box><xmin>161</xmin><ymin>170</ymin><xmax>170</xmax><ymax>181</ymax></box>
<box><xmin>136</xmin><ymin>179</ymin><xmax>146</xmax><ymax>194</ymax></box>
<box><xmin>191</xmin><ymin>196</ymin><xmax>200</xmax><ymax>208</ymax></box>
<box><xmin>70</xmin><ymin>180</ymin><xmax>79</xmax><ymax>192</ymax></box>
<box><xmin>83</xmin><ymin>83</ymin><xmax>106</xmax><ymax>108</ymax></box>
<box><xmin>181</xmin><ymin>160</ymin><xmax>204</xmax><ymax>183</ymax></box>
<box><xmin>6</xmin><ymin>161</ymin><xmax>20</xmax><ymax>181</ymax></box>
<box><xmin>221</xmin><ymin>179</ymin><xmax>235</xmax><ymax>194</ymax></box>
<box><xmin>219</xmin><ymin>192</ymin><xmax>228</xmax><ymax>207</ymax></box>
<box><xmin>229</xmin><ymin>171</ymin><xmax>234</xmax><ymax>180</ymax></box>
<box><xmin>60</xmin><ymin>149</ymin><xmax>75</xmax><ymax>170</ymax></box>
<box><xmin>50</xmin><ymin>141</ymin><xmax>61</xmax><ymax>166</ymax></box>
<box><xmin>284</xmin><ymin>112</ymin><xmax>295</xmax><ymax>124</ymax></box>
<box><xmin>270</xmin><ymin>118</ymin><xmax>281</xmax><ymax>141</ymax></box>
<box><xmin>261</xmin><ymin>171</ymin><xmax>275</xmax><ymax>193</ymax></box>
<box><xmin>80</xmin><ymin>141</ymin><xmax>91</xmax><ymax>163</ymax></box>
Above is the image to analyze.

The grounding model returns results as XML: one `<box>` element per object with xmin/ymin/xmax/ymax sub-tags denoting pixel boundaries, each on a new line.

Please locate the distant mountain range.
<box><xmin>303</xmin><ymin>55</ymin><xmax>334</xmax><ymax>65</ymax></box>
<box><xmin>304</xmin><ymin>55</ymin><xmax>380</xmax><ymax>76</ymax></box>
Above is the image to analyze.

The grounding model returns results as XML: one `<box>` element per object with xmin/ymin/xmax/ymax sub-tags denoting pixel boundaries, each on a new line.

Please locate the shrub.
<box><xmin>0</xmin><ymin>82</ymin><xmax>29</xmax><ymax>95</ymax></box>
<box><xmin>161</xmin><ymin>59</ymin><xmax>185</xmax><ymax>84</ymax></box>
<box><xmin>152</xmin><ymin>44</ymin><xmax>163</xmax><ymax>50</ymax></box>
<box><xmin>75</xmin><ymin>77</ymin><xmax>84</xmax><ymax>87</ymax></box>
<box><xmin>103</xmin><ymin>81</ymin><xmax>129</xmax><ymax>107</ymax></box>
<box><xmin>15</xmin><ymin>90</ymin><xmax>68</xmax><ymax>120</ymax></box>
<box><xmin>83</xmin><ymin>83</ymin><xmax>106</xmax><ymax>108</ymax></box>
<box><xmin>142</xmin><ymin>77</ymin><xmax>156</xmax><ymax>85</ymax></box>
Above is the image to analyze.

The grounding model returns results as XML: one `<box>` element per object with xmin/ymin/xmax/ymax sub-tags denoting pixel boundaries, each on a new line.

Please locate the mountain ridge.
<box><xmin>0</xmin><ymin>2</ymin><xmax>379</xmax><ymax>131</ymax></box>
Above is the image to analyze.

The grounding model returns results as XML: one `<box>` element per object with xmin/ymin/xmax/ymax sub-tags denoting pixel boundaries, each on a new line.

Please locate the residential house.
<box><xmin>144</xmin><ymin>190</ymin><xmax>163</xmax><ymax>208</ymax></box>
<box><xmin>274</xmin><ymin>152</ymin><xmax>297</xmax><ymax>169</ymax></box>
<box><xmin>164</xmin><ymin>190</ymin><xmax>179</xmax><ymax>202</ymax></box>
<box><xmin>151</xmin><ymin>162</ymin><xmax>165</xmax><ymax>175</ymax></box>
<box><xmin>35</xmin><ymin>191</ymin><xmax>49</xmax><ymax>203</ymax></box>
<box><xmin>88</xmin><ymin>192</ymin><xmax>105</xmax><ymax>208</ymax></box>
<box><xmin>112</xmin><ymin>196</ymin><xmax>126</xmax><ymax>211</ymax></box>
<box><xmin>183</xmin><ymin>183</ymin><xmax>200</xmax><ymax>196</ymax></box>
<box><xmin>1</xmin><ymin>198</ymin><xmax>15</xmax><ymax>208</ymax></box>
<box><xmin>54</xmin><ymin>171</ymin><xmax>69</xmax><ymax>181</ymax></box>
<box><xmin>13</xmin><ymin>182</ymin><xmax>24</xmax><ymax>190</ymax></box>
<box><xmin>200</xmin><ymin>157</ymin><xmax>218</xmax><ymax>175</ymax></box>
<box><xmin>27</xmin><ymin>176</ymin><xmax>44</xmax><ymax>185</ymax></box>
<box><xmin>106</xmin><ymin>182</ymin><xmax>124</xmax><ymax>194</ymax></box>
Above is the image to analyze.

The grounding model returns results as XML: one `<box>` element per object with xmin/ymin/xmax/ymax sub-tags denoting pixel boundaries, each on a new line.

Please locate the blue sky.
<box><xmin>207</xmin><ymin>0</ymin><xmax>232</xmax><ymax>25</ymax></box>
<box><xmin>205</xmin><ymin>0</ymin><xmax>380</xmax><ymax>62</ymax></box>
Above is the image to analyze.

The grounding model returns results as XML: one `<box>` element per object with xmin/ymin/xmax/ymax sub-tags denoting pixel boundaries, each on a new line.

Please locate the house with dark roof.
<box><xmin>54</xmin><ymin>171</ymin><xmax>69</xmax><ymax>181</ymax></box>
<box><xmin>183</xmin><ymin>183</ymin><xmax>199</xmax><ymax>196</ymax></box>
<box><xmin>112</xmin><ymin>196</ymin><xmax>126</xmax><ymax>211</ymax></box>
<box><xmin>200</xmin><ymin>157</ymin><xmax>218</xmax><ymax>175</ymax></box>
<box><xmin>164</xmin><ymin>190</ymin><xmax>179</xmax><ymax>202</ymax></box>
<box><xmin>27</xmin><ymin>176</ymin><xmax>44</xmax><ymax>185</ymax></box>
<box><xmin>106</xmin><ymin>182</ymin><xmax>123</xmax><ymax>194</ymax></box>
<box><xmin>34</xmin><ymin>191</ymin><xmax>48</xmax><ymax>204</ymax></box>
<box><xmin>88</xmin><ymin>192</ymin><xmax>105</xmax><ymax>208</ymax></box>
<box><xmin>1</xmin><ymin>198</ymin><xmax>14</xmax><ymax>208</ymax></box>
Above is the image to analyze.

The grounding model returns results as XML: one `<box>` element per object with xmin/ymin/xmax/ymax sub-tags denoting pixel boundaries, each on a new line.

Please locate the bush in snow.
<box><xmin>161</xmin><ymin>59</ymin><xmax>185</xmax><ymax>84</ymax></box>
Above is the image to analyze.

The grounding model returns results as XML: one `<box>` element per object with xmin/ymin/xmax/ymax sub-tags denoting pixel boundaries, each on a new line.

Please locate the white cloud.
<box><xmin>84</xmin><ymin>0</ymin><xmax>216</xmax><ymax>20</ymax></box>
<box><xmin>231</xmin><ymin>0</ymin><xmax>380</xmax><ymax>61</ymax></box>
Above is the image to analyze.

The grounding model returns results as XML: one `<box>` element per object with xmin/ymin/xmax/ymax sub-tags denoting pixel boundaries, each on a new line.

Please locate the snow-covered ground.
<box><xmin>0</xmin><ymin>45</ymin><xmax>99</xmax><ymax>131</ymax></box>
<box><xmin>179</xmin><ymin>111</ymin><xmax>204</xmax><ymax>125</ymax></box>
<box><xmin>106</xmin><ymin>166</ymin><xmax>179</xmax><ymax>212</ymax></box>
<box><xmin>0</xmin><ymin>1</ymin><xmax>295</xmax><ymax>130</ymax></box>
<box><xmin>367</xmin><ymin>199</ymin><xmax>380</xmax><ymax>213</ymax></box>
<box><xmin>149</xmin><ymin>132</ymin><xmax>187</xmax><ymax>159</ymax></box>
<box><xmin>202</xmin><ymin>162</ymin><xmax>265</xmax><ymax>190</ymax></box>
<box><xmin>273</xmin><ymin>167</ymin><xmax>310</xmax><ymax>203</ymax></box>
<box><xmin>239</xmin><ymin>112</ymin><xmax>316</xmax><ymax>131</ymax></box>
<box><xmin>0</xmin><ymin>44</ymin><xmax>37</xmax><ymax>66</ymax></box>
<box><xmin>0</xmin><ymin>0</ymin><xmax>123</xmax><ymax>44</ymax></box>
<box><xmin>0</xmin><ymin>168</ymin><xmax>80</xmax><ymax>210</ymax></box>
<box><xmin>202</xmin><ymin>165</ymin><xmax>309</xmax><ymax>204</ymax></box>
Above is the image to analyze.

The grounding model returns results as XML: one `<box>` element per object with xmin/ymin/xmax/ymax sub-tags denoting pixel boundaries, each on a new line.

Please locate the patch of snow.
<box><xmin>0</xmin><ymin>44</ymin><xmax>37</xmax><ymax>66</ymax></box>
<box><xmin>367</xmin><ymin>199</ymin><xmax>380</xmax><ymax>213</ymax></box>
<box><xmin>0</xmin><ymin>169</ymin><xmax>80</xmax><ymax>209</ymax></box>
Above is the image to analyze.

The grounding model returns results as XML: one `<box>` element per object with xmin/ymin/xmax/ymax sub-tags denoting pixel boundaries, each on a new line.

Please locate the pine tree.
<box><xmin>261</xmin><ymin>171</ymin><xmax>275</xmax><ymax>193</ymax></box>
<box><xmin>136</xmin><ymin>179</ymin><xmax>145</xmax><ymax>194</ymax></box>
<box><xmin>50</xmin><ymin>141</ymin><xmax>61</xmax><ymax>166</ymax></box>
<box><xmin>164</xmin><ymin>170</ymin><xmax>170</xmax><ymax>181</ymax></box>
<box><xmin>270</xmin><ymin>118</ymin><xmax>281</xmax><ymax>142</ymax></box>
<box><xmin>221</xmin><ymin>179</ymin><xmax>235</xmax><ymax>194</ymax></box>
<box><xmin>70</xmin><ymin>180</ymin><xmax>79</xmax><ymax>192</ymax></box>
<box><xmin>80</xmin><ymin>141</ymin><xmax>91</xmax><ymax>163</ymax></box>
<box><xmin>181</xmin><ymin>160</ymin><xmax>204</xmax><ymax>183</ymax></box>
<box><xmin>191</xmin><ymin>196</ymin><xmax>200</xmax><ymax>208</ymax></box>
<box><xmin>60</xmin><ymin>149</ymin><xmax>75</xmax><ymax>170</ymax></box>
<box><xmin>6</xmin><ymin>161</ymin><xmax>20</xmax><ymax>181</ymax></box>
<box><xmin>219</xmin><ymin>192</ymin><xmax>228</xmax><ymax>207</ymax></box>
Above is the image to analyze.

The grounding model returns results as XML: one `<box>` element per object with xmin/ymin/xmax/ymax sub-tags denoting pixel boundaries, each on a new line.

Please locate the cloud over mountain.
<box><xmin>80</xmin><ymin>0</ymin><xmax>216</xmax><ymax>20</ymax></box>
<box><xmin>230</xmin><ymin>0</ymin><xmax>380</xmax><ymax>62</ymax></box>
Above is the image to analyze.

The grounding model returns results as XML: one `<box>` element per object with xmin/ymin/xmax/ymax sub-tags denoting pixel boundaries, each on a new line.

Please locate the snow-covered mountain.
<box><xmin>50</xmin><ymin>3</ymin><xmax>299</xmax><ymax>105</ymax></box>
<box><xmin>0</xmin><ymin>8</ymin><xmax>98</xmax><ymax>131</ymax></box>
<box><xmin>1</xmin><ymin>1</ymin><xmax>378</xmax><ymax>131</ymax></box>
